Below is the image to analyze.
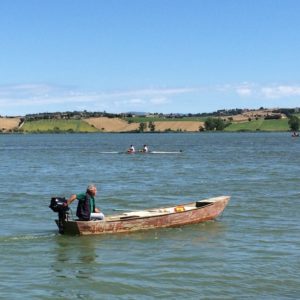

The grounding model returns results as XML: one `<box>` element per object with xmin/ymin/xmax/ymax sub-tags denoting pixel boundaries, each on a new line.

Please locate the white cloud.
<box><xmin>1</xmin><ymin>82</ymin><xmax>299</xmax><ymax>115</ymax></box>
<box><xmin>99</xmin><ymin>87</ymin><xmax>196</xmax><ymax>98</ymax></box>
<box><xmin>217</xmin><ymin>82</ymin><xmax>300</xmax><ymax>100</ymax></box>
<box><xmin>150</xmin><ymin>97</ymin><xmax>169</xmax><ymax>104</ymax></box>
<box><xmin>215</xmin><ymin>83</ymin><xmax>254</xmax><ymax>96</ymax></box>
<box><xmin>216</xmin><ymin>84</ymin><xmax>232</xmax><ymax>92</ymax></box>
<box><xmin>260</xmin><ymin>85</ymin><xmax>300</xmax><ymax>98</ymax></box>
<box><xmin>0</xmin><ymin>84</ymin><xmax>196</xmax><ymax>115</ymax></box>
<box><xmin>235</xmin><ymin>84</ymin><xmax>253</xmax><ymax>96</ymax></box>
<box><xmin>128</xmin><ymin>98</ymin><xmax>145</xmax><ymax>104</ymax></box>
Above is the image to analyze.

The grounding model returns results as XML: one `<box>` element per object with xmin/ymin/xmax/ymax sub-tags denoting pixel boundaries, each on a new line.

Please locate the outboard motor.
<box><xmin>49</xmin><ymin>197</ymin><xmax>69</xmax><ymax>234</ymax></box>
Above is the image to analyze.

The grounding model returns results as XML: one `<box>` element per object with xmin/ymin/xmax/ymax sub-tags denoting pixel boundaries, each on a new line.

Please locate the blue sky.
<box><xmin>1</xmin><ymin>0</ymin><xmax>300</xmax><ymax>116</ymax></box>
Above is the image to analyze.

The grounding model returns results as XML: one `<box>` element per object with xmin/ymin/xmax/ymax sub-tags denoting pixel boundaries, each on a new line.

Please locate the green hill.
<box><xmin>225</xmin><ymin>118</ymin><xmax>289</xmax><ymax>132</ymax></box>
<box><xmin>22</xmin><ymin>119</ymin><xmax>99</xmax><ymax>133</ymax></box>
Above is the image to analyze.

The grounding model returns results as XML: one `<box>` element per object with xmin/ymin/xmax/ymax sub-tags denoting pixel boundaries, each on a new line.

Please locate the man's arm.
<box><xmin>66</xmin><ymin>194</ymin><xmax>77</xmax><ymax>206</ymax></box>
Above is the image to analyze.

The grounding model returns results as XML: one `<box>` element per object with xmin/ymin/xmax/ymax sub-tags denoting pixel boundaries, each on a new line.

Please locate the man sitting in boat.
<box><xmin>65</xmin><ymin>184</ymin><xmax>104</xmax><ymax>220</ymax></box>
<box><xmin>127</xmin><ymin>145</ymin><xmax>135</xmax><ymax>153</ymax></box>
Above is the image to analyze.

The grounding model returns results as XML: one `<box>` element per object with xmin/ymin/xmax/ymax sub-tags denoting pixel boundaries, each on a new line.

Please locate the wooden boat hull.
<box><xmin>55</xmin><ymin>196</ymin><xmax>230</xmax><ymax>235</ymax></box>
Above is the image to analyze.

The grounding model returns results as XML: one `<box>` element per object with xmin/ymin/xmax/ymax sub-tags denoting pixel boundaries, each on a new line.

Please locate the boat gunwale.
<box><xmin>63</xmin><ymin>196</ymin><xmax>229</xmax><ymax>225</ymax></box>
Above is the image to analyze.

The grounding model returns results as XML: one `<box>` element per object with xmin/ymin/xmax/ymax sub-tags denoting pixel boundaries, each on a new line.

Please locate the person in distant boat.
<box><xmin>141</xmin><ymin>144</ymin><xmax>149</xmax><ymax>152</ymax></box>
<box><xmin>128</xmin><ymin>145</ymin><xmax>135</xmax><ymax>153</ymax></box>
<box><xmin>65</xmin><ymin>184</ymin><xmax>104</xmax><ymax>220</ymax></box>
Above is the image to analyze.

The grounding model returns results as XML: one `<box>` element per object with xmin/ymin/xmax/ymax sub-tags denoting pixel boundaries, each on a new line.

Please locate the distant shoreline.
<box><xmin>0</xmin><ymin>114</ymin><xmax>298</xmax><ymax>133</ymax></box>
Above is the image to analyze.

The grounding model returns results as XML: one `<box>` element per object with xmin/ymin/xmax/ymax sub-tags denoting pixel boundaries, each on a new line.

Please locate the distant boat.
<box><xmin>291</xmin><ymin>132</ymin><xmax>299</xmax><ymax>137</ymax></box>
<box><xmin>99</xmin><ymin>150</ymin><xmax>183</xmax><ymax>154</ymax></box>
<box><xmin>50</xmin><ymin>196</ymin><xmax>230</xmax><ymax>235</ymax></box>
<box><xmin>128</xmin><ymin>149</ymin><xmax>183</xmax><ymax>154</ymax></box>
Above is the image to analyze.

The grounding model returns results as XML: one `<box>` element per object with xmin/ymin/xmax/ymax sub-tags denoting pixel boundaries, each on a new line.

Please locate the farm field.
<box><xmin>22</xmin><ymin>119</ymin><xmax>99</xmax><ymax>132</ymax></box>
<box><xmin>0</xmin><ymin>117</ymin><xmax>21</xmax><ymax>132</ymax></box>
<box><xmin>225</xmin><ymin>118</ymin><xmax>289</xmax><ymax>132</ymax></box>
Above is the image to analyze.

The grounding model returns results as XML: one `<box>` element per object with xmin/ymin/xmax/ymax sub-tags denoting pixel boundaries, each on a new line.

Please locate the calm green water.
<box><xmin>0</xmin><ymin>133</ymin><xmax>299</xmax><ymax>299</ymax></box>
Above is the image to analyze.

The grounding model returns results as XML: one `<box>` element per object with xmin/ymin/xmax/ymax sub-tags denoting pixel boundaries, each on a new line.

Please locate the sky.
<box><xmin>1</xmin><ymin>0</ymin><xmax>300</xmax><ymax>116</ymax></box>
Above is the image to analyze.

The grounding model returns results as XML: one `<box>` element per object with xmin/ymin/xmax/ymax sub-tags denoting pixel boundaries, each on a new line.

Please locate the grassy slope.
<box><xmin>22</xmin><ymin>119</ymin><xmax>99</xmax><ymax>132</ymax></box>
<box><xmin>225</xmin><ymin>119</ymin><xmax>289</xmax><ymax>132</ymax></box>
<box><xmin>125</xmin><ymin>116</ymin><xmax>207</xmax><ymax>123</ymax></box>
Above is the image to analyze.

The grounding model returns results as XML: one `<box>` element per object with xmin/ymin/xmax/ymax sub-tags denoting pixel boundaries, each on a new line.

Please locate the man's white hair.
<box><xmin>87</xmin><ymin>184</ymin><xmax>96</xmax><ymax>191</ymax></box>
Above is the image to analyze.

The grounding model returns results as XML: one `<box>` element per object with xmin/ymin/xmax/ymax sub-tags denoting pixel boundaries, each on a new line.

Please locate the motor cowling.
<box><xmin>49</xmin><ymin>197</ymin><xmax>69</xmax><ymax>212</ymax></box>
<box><xmin>49</xmin><ymin>197</ymin><xmax>69</xmax><ymax>234</ymax></box>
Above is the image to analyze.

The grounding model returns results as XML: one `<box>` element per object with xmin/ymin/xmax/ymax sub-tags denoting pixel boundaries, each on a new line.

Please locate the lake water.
<box><xmin>0</xmin><ymin>132</ymin><xmax>299</xmax><ymax>299</ymax></box>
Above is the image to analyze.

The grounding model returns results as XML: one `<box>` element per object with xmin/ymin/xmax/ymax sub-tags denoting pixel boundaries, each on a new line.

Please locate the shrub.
<box><xmin>205</xmin><ymin>117</ymin><xmax>229</xmax><ymax>131</ymax></box>
<box><xmin>288</xmin><ymin>116</ymin><xmax>300</xmax><ymax>131</ymax></box>
<box><xmin>148</xmin><ymin>121</ymin><xmax>155</xmax><ymax>132</ymax></box>
<box><xmin>139</xmin><ymin>122</ymin><xmax>146</xmax><ymax>132</ymax></box>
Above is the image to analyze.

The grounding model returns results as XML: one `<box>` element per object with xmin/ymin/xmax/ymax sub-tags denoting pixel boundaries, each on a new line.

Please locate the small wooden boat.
<box><xmin>53</xmin><ymin>196</ymin><xmax>230</xmax><ymax>235</ymax></box>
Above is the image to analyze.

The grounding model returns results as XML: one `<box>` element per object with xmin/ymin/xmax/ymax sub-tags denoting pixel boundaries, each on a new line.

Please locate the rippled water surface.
<box><xmin>0</xmin><ymin>133</ymin><xmax>299</xmax><ymax>299</ymax></box>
